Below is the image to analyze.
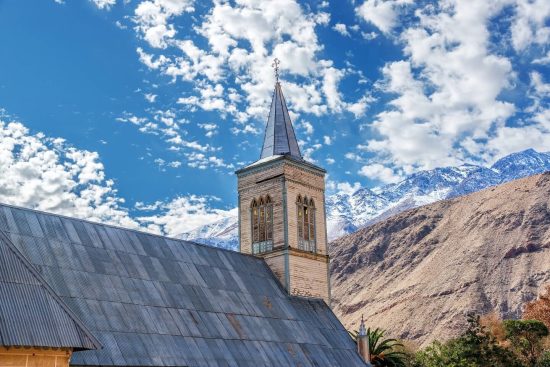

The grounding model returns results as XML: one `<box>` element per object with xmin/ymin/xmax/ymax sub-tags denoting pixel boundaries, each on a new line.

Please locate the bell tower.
<box><xmin>236</xmin><ymin>60</ymin><xmax>330</xmax><ymax>304</ymax></box>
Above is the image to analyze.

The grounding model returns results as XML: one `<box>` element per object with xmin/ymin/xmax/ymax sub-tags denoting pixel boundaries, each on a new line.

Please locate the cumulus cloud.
<box><xmin>133</xmin><ymin>0</ymin><xmax>195</xmax><ymax>48</ymax></box>
<box><xmin>510</xmin><ymin>0</ymin><xmax>550</xmax><ymax>51</ymax></box>
<box><xmin>299</xmin><ymin>120</ymin><xmax>314</xmax><ymax>135</ymax></box>
<box><xmin>485</xmin><ymin>71</ymin><xmax>550</xmax><ymax>157</ymax></box>
<box><xmin>144</xmin><ymin>93</ymin><xmax>157</xmax><ymax>102</ymax></box>
<box><xmin>361</xmin><ymin>1</ymin><xmax>534</xmax><ymax>174</ymax></box>
<box><xmin>358</xmin><ymin>163</ymin><xmax>401</xmax><ymax>184</ymax></box>
<box><xmin>0</xmin><ymin>117</ymin><xmax>138</xmax><ymax>228</ymax></box>
<box><xmin>90</xmin><ymin>0</ymin><xmax>116</xmax><ymax>10</ymax></box>
<box><xmin>136</xmin><ymin>195</ymin><xmax>236</xmax><ymax>235</ymax></box>
<box><xmin>133</xmin><ymin>0</ymin><xmax>367</xmax><ymax>124</ymax></box>
<box><xmin>356</xmin><ymin>0</ymin><xmax>412</xmax><ymax>34</ymax></box>
<box><xmin>333</xmin><ymin>23</ymin><xmax>350</xmax><ymax>37</ymax></box>
<box><xmin>0</xmin><ymin>115</ymin><xmax>235</xmax><ymax>238</ymax></box>
<box><xmin>198</xmin><ymin>123</ymin><xmax>218</xmax><ymax>138</ymax></box>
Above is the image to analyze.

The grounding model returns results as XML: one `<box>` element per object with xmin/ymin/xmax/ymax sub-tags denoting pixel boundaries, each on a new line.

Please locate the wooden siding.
<box><xmin>238</xmin><ymin>163</ymin><xmax>285</xmax><ymax>254</ymax></box>
<box><xmin>237</xmin><ymin>158</ymin><xmax>330</xmax><ymax>304</ymax></box>
<box><xmin>0</xmin><ymin>348</ymin><xmax>71</xmax><ymax>367</ymax></box>
<box><xmin>288</xmin><ymin>252</ymin><xmax>330</xmax><ymax>304</ymax></box>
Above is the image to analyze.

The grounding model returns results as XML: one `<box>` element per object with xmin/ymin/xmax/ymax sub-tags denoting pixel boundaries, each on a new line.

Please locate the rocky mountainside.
<box><xmin>180</xmin><ymin>149</ymin><xmax>550</xmax><ymax>247</ymax></box>
<box><xmin>330</xmin><ymin>172</ymin><xmax>550</xmax><ymax>346</ymax></box>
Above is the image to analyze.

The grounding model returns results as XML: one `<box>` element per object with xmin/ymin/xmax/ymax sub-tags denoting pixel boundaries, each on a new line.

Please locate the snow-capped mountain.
<box><xmin>179</xmin><ymin>149</ymin><xmax>550</xmax><ymax>249</ymax></box>
<box><xmin>178</xmin><ymin>215</ymin><xmax>239</xmax><ymax>251</ymax></box>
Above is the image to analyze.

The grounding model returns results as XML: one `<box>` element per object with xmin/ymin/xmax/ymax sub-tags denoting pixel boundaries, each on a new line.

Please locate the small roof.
<box><xmin>260</xmin><ymin>82</ymin><xmax>302</xmax><ymax>160</ymax></box>
<box><xmin>0</xmin><ymin>203</ymin><xmax>366</xmax><ymax>367</ymax></box>
<box><xmin>0</xmin><ymin>231</ymin><xmax>100</xmax><ymax>350</ymax></box>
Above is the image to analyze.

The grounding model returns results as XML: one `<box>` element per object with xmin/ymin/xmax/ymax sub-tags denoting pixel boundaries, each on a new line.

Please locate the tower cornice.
<box><xmin>235</xmin><ymin>154</ymin><xmax>326</xmax><ymax>177</ymax></box>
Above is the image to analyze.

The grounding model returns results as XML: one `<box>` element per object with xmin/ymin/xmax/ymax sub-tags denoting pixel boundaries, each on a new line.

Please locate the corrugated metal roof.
<box><xmin>0</xmin><ymin>203</ymin><xmax>366</xmax><ymax>366</ymax></box>
<box><xmin>0</xmin><ymin>230</ymin><xmax>100</xmax><ymax>350</ymax></box>
<box><xmin>260</xmin><ymin>82</ymin><xmax>302</xmax><ymax>160</ymax></box>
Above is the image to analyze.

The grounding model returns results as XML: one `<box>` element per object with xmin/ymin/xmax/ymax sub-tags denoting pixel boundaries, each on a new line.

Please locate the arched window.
<box><xmin>297</xmin><ymin>195</ymin><xmax>316</xmax><ymax>252</ymax></box>
<box><xmin>251</xmin><ymin>196</ymin><xmax>273</xmax><ymax>254</ymax></box>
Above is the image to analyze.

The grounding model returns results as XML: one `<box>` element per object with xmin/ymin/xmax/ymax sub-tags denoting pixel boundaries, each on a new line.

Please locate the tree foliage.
<box><xmin>524</xmin><ymin>285</ymin><xmax>550</xmax><ymax>330</ymax></box>
<box><xmin>350</xmin><ymin>327</ymin><xmax>409</xmax><ymax>367</ymax></box>
<box><xmin>504</xmin><ymin>319</ymin><xmax>549</xmax><ymax>366</ymax></box>
<box><xmin>412</xmin><ymin>314</ymin><xmax>522</xmax><ymax>367</ymax></box>
<box><xmin>353</xmin><ymin>300</ymin><xmax>550</xmax><ymax>367</ymax></box>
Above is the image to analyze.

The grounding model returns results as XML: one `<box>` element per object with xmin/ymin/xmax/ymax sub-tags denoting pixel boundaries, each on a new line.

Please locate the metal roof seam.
<box><xmin>0</xmin><ymin>230</ymin><xmax>102</xmax><ymax>350</ymax></box>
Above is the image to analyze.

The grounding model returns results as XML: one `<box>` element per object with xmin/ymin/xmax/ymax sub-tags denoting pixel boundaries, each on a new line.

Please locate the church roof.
<box><xmin>0</xmin><ymin>229</ymin><xmax>100</xmax><ymax>350</ymax></box>
<box><xmin>0</xmin><ymin>203</ymin><xmax>366</xmax><ymax>367</ymax></box>
<box><xmin>260</xmin><ymin>82</ymin><xmax>302</xmax><ymax>160</ymax></box>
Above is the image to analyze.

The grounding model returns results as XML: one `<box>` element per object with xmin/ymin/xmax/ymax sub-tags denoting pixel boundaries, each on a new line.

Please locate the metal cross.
<box><xmin>272</xmin><ymin>58</ymin><xmax>281</xmax><ymax>82</ymax></box>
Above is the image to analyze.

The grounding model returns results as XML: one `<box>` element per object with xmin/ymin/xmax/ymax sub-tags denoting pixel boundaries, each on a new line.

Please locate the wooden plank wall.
<box><xmin>237</xmin><ymin>159</ymin><xmax>330</xmax><ymax>304</ymax></box>
<box><xmin>0</xmin><ymin>348</ymin><xmax>71</xmax><ymax>367</ymax></box>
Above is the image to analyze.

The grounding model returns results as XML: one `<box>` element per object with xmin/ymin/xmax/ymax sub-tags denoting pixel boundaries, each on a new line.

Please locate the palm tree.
<box><xmin>350</xmin><ymin>327</ymin><xmax>408</xmax><ymax>367</ymax></box>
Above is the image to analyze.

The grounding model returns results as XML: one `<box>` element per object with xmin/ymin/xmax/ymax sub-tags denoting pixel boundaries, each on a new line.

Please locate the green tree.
<box><xmin>350</xmin><ymin>327</ymin><xmax>409</xmax><ymax>367</ymax></box>
<box><xmin>537</xmin><ymin>351</ymin><xmax>550</xmax><ymax>367</ymax></box>
<box><xmin>413</xmin><ymin>314</ymin><xmax>522</xmax><ymax>367</ymax></box>
<box><xmin>504</xmin><ymin>319</ymin><xmax>549</xmax><ymax>366</ymax></box>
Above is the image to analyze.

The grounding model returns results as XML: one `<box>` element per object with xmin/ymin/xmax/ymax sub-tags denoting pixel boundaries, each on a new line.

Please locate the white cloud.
<box><xmin>334</xmin><ymin>181</ymin><xmax>361</xmax><ymax>195</ymax></box>
<box><xmin>333</xmin><ymin>23</ymin><xmax>350</xmax><ymax>37</ymax></box>
<box><xmin>323</xmin><ymin>135</ymin><xmax>332</xmax><ymax>145</ymax></box>
<box><xmin>136</xmin><ymin>196</ymin><xmax>236</xmax><ymax>236</ymax></box>
<box><xmin>299</xmin><ymin>120</ymin><xmax>314</xmax><ymax>135</ymax></box>
<box><xmin>358</xmin><ymin>163</ymin><xmax>401</xmax><ymax>183</ymax></box>
<box><xmin>325</xmin><ymin>157</ymin><xmax>335</xmax><ymax>165</ymax></box>
<box><xmin>356</xmin><ymin>0</ymin><xmax>412</xmax><ymax>34</ymax></box>
<box><xmin>90</xmin><ymin>0</ymin><xmax>116</xmax><ymax>10</ymax></box>
<box><xmin>510</xmin><ymin>0</ymin><xmax>550</xmax><ymax>51</ymax></box>
<box><xmin>231</xmin><ymin>124</ymin><xmax>261</xmax><ymax>135</ymax></box>
<box><xmin>116</xmin><ymin>110</ymin><xmax>231</xmax><ymax>170</ymax></box>
<box><xmin>183</xmin><ymin>152</ymin><xmax>233</xmax><ymax>170</ymax></box>
<box><xmin>533</xmin><ymin>51</ymin><xmax>550</xmax><ymax>65</ymax></box>
<box><xmin>198</xmin><ymin>123</ymin><xmax>218</xmax><ymax>138</ymax></box>
<box><xmin>133</xmin><ymin>0</ymin><xmax>195</xmax><ymax>48</ymax></box>
<box><xmin>0</xmin><ymin>117</ymin><xmax>138</xmax><ymax>229</ymax></box>
<box><xmin>300</xmin><ymin>141</ymin><xmax>322</xmax><ymax>163</ymax></box>
<box><xmin>361</xmin><ymin>31</ymin><xmax>378</xmax><ymax>40</ymax></box>
<box><xmin>144</xmin><ymin>93</ymin><xmax>157</xmax><ymax>102</ymax></box>
<box><xmin>364</xmin><ymin>1</ymin><xmax>523</xmax><ymax>173</ymax></box>
<box><xmin>0</xmin><ymin>114</ymin><xmax>239</xmax><ymax>238</ymax></box>
<box><xmin>133</xmin><ymin>0</ymin><xmax>366</xmax><ymax>126</ymax></box>
<box><xmin>485</xmin><ymin>71</ymin><xmax>550</xmax><ymax>157</ymax></box>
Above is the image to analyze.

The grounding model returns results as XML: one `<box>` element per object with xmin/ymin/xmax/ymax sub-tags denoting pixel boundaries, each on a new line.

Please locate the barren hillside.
<box><xmin>330</xmin><ymin>172</ymin><xmax>550</xmax><ymax>347</ymax></box>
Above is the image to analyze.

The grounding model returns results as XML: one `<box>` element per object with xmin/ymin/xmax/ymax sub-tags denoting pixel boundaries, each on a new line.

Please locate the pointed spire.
<box><xmin>260</xmin><ymin>78</ymin><xmax>302</xmax><ymax>160</ymax></box>
<box><xmin>359</xmin><ymin>314</ymin><xmax>367</xmax><ymax>336</ymax></box>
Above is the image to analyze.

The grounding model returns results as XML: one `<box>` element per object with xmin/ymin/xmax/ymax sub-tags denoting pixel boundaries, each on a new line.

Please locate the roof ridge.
<box><xmin>279</xmin><ymin>83</ymin><xmax>300</xmax><ymax>157</ymax></box>
<box><xmin>0</xmin><ymin>201</ymin><xmax>263</xmax><ymax>261</ymax></box>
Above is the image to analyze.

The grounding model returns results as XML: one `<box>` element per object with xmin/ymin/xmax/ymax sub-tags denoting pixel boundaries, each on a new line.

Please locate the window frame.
<box><xmin>250</xmin><ymin>196</ymin><xmax>273</xmax><ymax>254</ymax></box>
<box><xmin>296</xmin><ymin>195</ymin><xmax>316</xmax><ymax>253</ymax></box>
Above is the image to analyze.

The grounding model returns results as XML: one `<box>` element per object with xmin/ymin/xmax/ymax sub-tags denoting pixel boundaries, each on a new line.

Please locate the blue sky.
<box><xmin>0</xmin><ymin>0</ymin><xmax>548</xmax><ymax>235</ymax></box>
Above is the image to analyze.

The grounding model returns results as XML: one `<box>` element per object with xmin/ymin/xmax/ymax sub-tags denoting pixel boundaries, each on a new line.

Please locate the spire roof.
<box><xmin>260</xmin><ymin>82</ymin><xmax>302</xmax><ymax>160</ymax></box>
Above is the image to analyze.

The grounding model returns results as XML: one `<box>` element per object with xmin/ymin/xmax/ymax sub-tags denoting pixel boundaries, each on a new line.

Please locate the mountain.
<box><xmin>178</xmin><ymin>215</ymin><xmax>239</xmax><ymax>251</ymax></box>
<box><xmin>179</xmin><ymin>149</ymin><xmax>550</xmax><ymax>247</ymax></box>
<box><xmin>327</xmin><ymin>149</ymin><xmax>550</xmax><ymax>239</ymax></box>
<box><xmin>330</xmin><ymin>172</ymin><xmax>550</xmax><ymax>346</ymax></box>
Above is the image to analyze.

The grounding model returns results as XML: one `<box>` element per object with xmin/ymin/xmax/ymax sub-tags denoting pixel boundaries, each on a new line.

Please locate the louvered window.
<box><xmin>251</xmin><ymin>196</ymin><xmax>273</xmax><ymax>254</ymax></box>
<box><xmin>297</xmin><ymin>195</ymin><xmax>316</xmax><ymax>252</ymax></box>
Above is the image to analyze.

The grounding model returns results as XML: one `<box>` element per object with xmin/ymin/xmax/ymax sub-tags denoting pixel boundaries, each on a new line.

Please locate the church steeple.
<box><xmin>236</xmin><ymin>59</ymin><xmax>330</xmax><ymax>305</ymax></box>
<box><xmin>260</xmin><ymin>65</ymin><xmax>302</xmax><ymax>160</ymax></box>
